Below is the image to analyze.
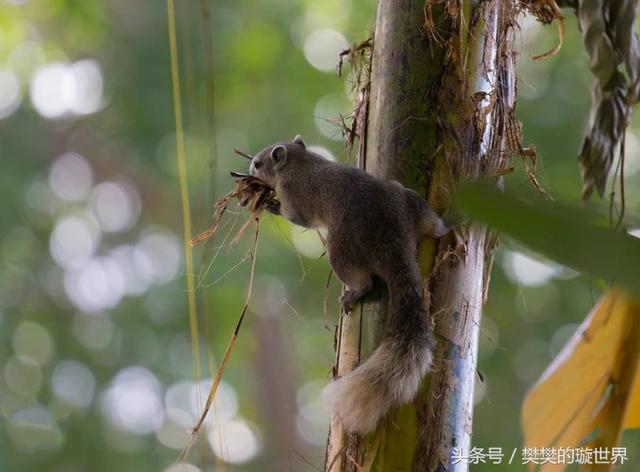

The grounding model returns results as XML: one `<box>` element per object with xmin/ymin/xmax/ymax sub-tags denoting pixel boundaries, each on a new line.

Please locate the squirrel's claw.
<box><xmin>452</xmin><ymin>228</ymin><xmax>468</xmax><ymax>256</ymax></box>
<box><xmin>340</xmin><ymin>297</ymin><xmax>354</xmax><ymax>315</ymax></box>
<box><xmin>340</xmin><ymin>289</ymin><xmax>366</xmax><ymax>314</ymax></box>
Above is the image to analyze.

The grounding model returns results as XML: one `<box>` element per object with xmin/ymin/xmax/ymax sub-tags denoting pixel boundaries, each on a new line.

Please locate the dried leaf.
<box><xmin>557</xmin><ymin>0</ymin><xmax>640</xmax><ymax>200</ymax></box>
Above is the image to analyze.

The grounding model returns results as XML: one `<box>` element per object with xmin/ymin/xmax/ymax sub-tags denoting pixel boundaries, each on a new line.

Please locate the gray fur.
<box><xmin>250</xmin><ymin>136</ymin><xmax>448</xmax><ymax>434</ymax></box>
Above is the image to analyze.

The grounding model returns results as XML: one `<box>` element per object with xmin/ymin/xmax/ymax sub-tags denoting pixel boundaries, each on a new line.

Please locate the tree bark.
<box><xmin>325</xmin><ymin>1</ymin><xmax>519</xmax><ymax>471</ymax></box>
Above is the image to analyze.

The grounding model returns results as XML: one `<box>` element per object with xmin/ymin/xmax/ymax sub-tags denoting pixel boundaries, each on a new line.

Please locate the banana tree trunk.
<box><xmin>325</xmin><ymin>1</ymin><xmax>519</xmax><ymax>471</ymax></box>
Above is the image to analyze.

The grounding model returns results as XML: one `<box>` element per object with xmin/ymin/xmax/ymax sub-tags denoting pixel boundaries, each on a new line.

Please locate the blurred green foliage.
<box><xmin>459</xmin><ymin>183</ymin><xmax>640</xmax><ymax>293</ymax></box>
<box><xmin>0</xmin><ymin>1</ymin><xmax>638</xmax><ymax>471</ymax></box>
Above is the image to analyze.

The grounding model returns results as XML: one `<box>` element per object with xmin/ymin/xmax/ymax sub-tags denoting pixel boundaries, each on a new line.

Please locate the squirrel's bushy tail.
<box><xmin>322</xmin><ymin>267</ymin><xmax>433</xmax><ymax>434</ymax></box>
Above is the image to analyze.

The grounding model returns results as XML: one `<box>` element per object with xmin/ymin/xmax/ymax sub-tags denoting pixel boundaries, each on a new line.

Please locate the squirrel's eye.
<box><xmin>254</xmin><ymin>162</ymin><xmax>262</xmax><ymax>169</ymax></box>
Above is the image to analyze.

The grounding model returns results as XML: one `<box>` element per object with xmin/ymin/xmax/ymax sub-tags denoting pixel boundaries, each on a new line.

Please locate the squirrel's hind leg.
<box><xmin>337</xmin><ymin>269</ymin><xmax>372</xmax><ymax>314</ymax></box>
<box><xmin>339</xmin><ymin>282</ymin><xmax>372</xmax><ymax>314</ymax></box>
<box><xmin>330</xmin><ymin>257</ymin><xmax>373</xmax><ymax>314</ymax></box>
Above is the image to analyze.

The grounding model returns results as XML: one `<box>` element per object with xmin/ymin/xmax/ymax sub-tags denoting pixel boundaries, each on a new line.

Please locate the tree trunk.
<box><xmin>325</xmin><ymin>1</ymin><xmax>519</xmax><ymax>471</ymax></box>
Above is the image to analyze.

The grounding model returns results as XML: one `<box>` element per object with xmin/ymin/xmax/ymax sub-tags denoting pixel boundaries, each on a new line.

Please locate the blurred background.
<box><xmin>0</xmin><ymin>1</ymin><xmax>638</xmax><ymax>471</ymax></box>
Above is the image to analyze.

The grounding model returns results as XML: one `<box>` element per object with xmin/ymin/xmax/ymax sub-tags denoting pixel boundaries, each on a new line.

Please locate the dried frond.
<box><xmin>337</xmin><ymin>38</ymin><xmax>372</xmax><ymax>82</ymax></box>
<box><xmin>423</xmin><ymin>0</ymin><xmax>444</xmax><ymax>45</ymax></box>
<box><xmin>555</xmin><ymin>0</ymin><xmax>640</xmax><ymax>201</ymax></box>
<box><xmin>519</xmin><ymin>0</ymin><xmax>562</xmax><ymax>25</ymax></box>
<box><xmin>190</xmin><ymin>176</ymin><xmax>277</xmax><ymax>246</ymax></box>
<box><xmin>181</xmin><ymin>221</ymin><xmax>261</xmax><ymax>466</ymax></box>
<box><xmin>337</xmin><ymin>38</ymin><xmax>373</xmax><ymax>161</ymax></box>
<box><xmin>504</xmin><ymin>111</ymin><xmax>554</xmax><ymax>200</ymax></box>
<box><xmin>518</xmin><ymin>1</ymin><xmax>565</xmax><ymax>60</ymax></box>
<box><xmin>519</xmin><ymin>144</ymin><xmax>554</xmax><ymax>201</ymax></box>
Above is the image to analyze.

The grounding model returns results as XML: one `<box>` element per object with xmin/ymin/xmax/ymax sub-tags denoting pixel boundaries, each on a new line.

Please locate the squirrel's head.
<box><xmin>249</xmin><ymin>135</ymin><xmax>307</xmax><ymax>187</ymax></box>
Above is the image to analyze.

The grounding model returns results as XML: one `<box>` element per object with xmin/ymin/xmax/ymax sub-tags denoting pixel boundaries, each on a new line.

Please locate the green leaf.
<box><xmin>458</xmin><ymin>183</ymin><xmax>640</xmax><ymax>293</ymax></box>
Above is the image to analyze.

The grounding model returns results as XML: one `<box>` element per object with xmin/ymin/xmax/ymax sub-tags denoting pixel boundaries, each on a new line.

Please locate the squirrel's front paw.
<box><xmin>452</xmin><ymin>228</ymin><xmax>468</xmax><ymax>254</ymax></box>
<box><xmin>265</xmin><ymin>200</ymin><xmax>281</xmax><ymax>215</ymax></box>
<box><xmin>340</xmin><ymin>290</ymin><xmax>360</xmax><ymax>314</ymax></box>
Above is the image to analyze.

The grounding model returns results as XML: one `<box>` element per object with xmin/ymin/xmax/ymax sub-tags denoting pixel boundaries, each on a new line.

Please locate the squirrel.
<box><xmin>243</xmin><ymin>135</ymin><xmax>451</xmax><ymax>434</ymax></box>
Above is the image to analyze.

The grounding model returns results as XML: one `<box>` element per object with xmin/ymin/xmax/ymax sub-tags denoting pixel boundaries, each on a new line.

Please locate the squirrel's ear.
<box><xmin>270</xmin><ymin>145</ymin><xmax>287</xmax><ymax>167</ymax></box>
<box><xmin>292</xmin><ymin>135</ymin><xmax>306</xmax><ymax>148</ymax></box>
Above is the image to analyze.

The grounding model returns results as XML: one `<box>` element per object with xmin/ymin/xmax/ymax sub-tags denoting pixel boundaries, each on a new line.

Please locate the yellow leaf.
<box><xmin>522</xmin><ymin>289</ymin><xmax>640</xmax><ymax>471</ymax></box>
<box><xmin>538</xmin><ymin>374</ymin><xmax>608</xmax><ymax>472</ymax></box>
<box><xmin>624</xmin><ymin>368</ymin><xmax>640</xmax><ymax>429</ymax></box>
